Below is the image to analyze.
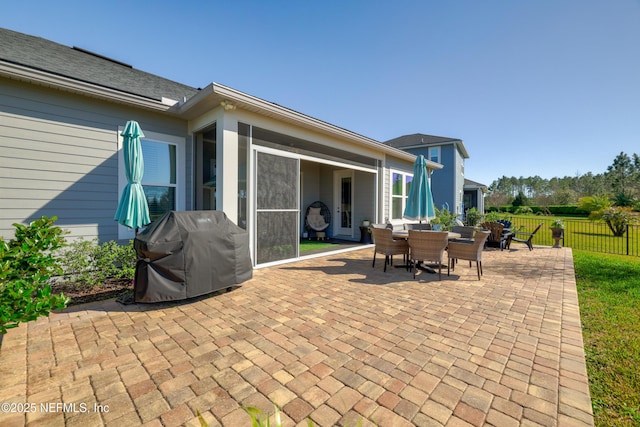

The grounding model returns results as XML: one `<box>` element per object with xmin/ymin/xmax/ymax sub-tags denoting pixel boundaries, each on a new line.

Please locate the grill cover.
<box><xmin>133</xmin><ymin>210</ymin><xmax>252</xmax><ymax>303</ymax></box>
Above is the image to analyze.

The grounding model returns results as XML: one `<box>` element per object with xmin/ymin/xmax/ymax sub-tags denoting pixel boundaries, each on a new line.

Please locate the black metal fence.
<box><xmin>507</xmin><ymin>216</ymin><xmax>640</xmax><ymax>257</ymax></box>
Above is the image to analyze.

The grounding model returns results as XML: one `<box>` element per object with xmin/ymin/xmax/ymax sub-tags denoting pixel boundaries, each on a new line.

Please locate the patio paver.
<box><xmin>0</xmin><ymin>246</ymin><xmax>593</xmax><ymax>426</ymax></box>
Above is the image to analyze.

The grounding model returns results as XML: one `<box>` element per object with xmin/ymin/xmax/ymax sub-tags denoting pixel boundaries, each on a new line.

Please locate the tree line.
<box><xmin>486</xmin><ymin>151</ymin><xmax>640</xmax><ymax>208</ymax></box>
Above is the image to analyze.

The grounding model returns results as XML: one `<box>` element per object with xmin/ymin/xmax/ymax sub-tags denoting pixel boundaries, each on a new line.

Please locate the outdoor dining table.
<box><xmin>391</xmin><ymin>229</ymin><xmax>462</xmax><ymax>273</ymax></box>
<box><xmin>392</xmin><ymin>230</ymin><xmax>462</xmax><ymax>240</ymax></box>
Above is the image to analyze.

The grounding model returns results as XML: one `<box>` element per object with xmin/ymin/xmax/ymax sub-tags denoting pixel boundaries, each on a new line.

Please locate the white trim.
<box><xmin>334</xmin><ymin>169</ymin><xmax>355</xmax><ymax>237</ymax></box>
<box><xmin>0</xmin><ymin>62</ymin><xmax>172</xmax><ymax>111</ymax></box>
<box><xmin>176</xmin><ymin>83</ymin><xmax>440</xmax><ymax>167</ymax></box>
<box><xmin>254</xmin><ymin>245</ymin><xmax>373</xmax><ymax>269</ymax></box>
<box><xmin>117</xmin><ymin>128</ymin><xmax>186</xmax><ymax>240</ymax></box>
<box><xmin>428</xmin><ymin>146</ymin><xmax>441</xmax><ymax>164</ymax></box>
<box><xmin>389</xmin><ymin>169</ymin><xmax>413</xmax><ymax>220</ymax></box>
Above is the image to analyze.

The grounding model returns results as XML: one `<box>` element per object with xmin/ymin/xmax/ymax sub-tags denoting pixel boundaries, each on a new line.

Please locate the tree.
<box><xmin>606</xmin><ymin>152</ymin><xmax>636</xmax><ymax>205</ymax></box>
<box><xmin>512</xmin><ymin>191</ymin><xmax>529</xmax><ymax>207</ymax></box>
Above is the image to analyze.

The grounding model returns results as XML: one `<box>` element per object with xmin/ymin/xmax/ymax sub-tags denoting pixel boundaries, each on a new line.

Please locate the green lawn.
<box><xmin>299</xmin><ymin>240</ymin><xmax>340</xmax><ymax>253</ymax></box>
<box><xmin>573</xmin><ymin>250</ymin><xmax>640</xmax><ymax>426</ymax></box>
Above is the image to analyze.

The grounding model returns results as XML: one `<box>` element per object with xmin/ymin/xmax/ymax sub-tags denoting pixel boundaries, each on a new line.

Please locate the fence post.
<box><xmin>626</xmin><ymin>223</ymin><xmax>630</xmax><ymax>256</ymax></box>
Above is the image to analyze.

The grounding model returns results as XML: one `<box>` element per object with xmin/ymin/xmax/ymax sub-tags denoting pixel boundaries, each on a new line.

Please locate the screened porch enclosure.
<box><xmin>250</xmin><ymin>126</ymin><xmax>379</xmax><ymax>266</ymax></box>
<box><xmin>255</xmin><ymin>151</ymin><xmax>300</xmax><ymax>264</ymax></box>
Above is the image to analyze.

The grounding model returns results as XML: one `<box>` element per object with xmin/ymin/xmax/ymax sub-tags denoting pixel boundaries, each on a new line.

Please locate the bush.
<box><xmin>0</xmin><ymin>216</ymin><xmax>69</xmax><ymax>334</ymax></box>
<box><xmin>591</xmin><ymin>206</ymin><xmax>636</xmax><ymax>237</ymax></box>
<box><xmin>578</xmin><ymin>196</ymin><xmax>612</xmax><ymax>214</ymax></box>
<box><xmin>515</xmin><ymin>206</ymin><xmax>534</xmax><ymax>215</ymax></box>
<box><xmin>431</xmin><ymin>208</ymin><xmax>458</xmax><ymax>231</ymax></box>
<box><xmin>60</xmin><ymin>239</ymin><xmax>136</xmax><ymax>287</ymax></box>
<box><xmin>487</xmin><ymin>205</ymin><xmax>590</xmax><ymax>216</ymax></box>
<box><xmin>464</xmin><ymin>208</ymin><xmax>483</xmax><ymax>227</ymax></box>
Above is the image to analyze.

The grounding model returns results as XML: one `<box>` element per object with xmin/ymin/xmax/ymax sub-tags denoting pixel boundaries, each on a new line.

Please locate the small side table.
<box><xmin>359</xmin><ymin>226</ymin><xmax>372</xmax><ymax>244</ymax></box>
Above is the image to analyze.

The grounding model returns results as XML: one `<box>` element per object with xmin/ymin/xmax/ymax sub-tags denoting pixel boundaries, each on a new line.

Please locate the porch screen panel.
<box><xmin>256</xmin><ymin>152</ymin><xmax>299</xmax><ymax>264</ymax></box>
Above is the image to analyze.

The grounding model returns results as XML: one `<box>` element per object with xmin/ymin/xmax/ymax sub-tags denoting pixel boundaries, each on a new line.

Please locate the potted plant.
<box><xmin>550</xmin><ymin>219</ymin><xmax>565</xmax><ymax>248</ymax></box>
<box><xmin>361</xmin><ymin>219</ymin><xmax>371</xmax><ymax>227</ymax></box>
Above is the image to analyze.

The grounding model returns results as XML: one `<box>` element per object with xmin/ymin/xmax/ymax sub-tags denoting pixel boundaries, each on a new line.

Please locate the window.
<box><xmin>118</xmin><ymin>129</ymin><xmax>185</xmax><ymax>239</ymax></box>
<box><xmin>391</xmin><ymin>171</ymin><xmax>413</xmax><ymax>219</ymax></box>
<box><xmin>428</xmin><ymin>146</ymin><xmax>440</xmax><ymax>163</ymax></box>
<box><xmin>141</xmin><ymin>140</ymin><xmax>177</xmax><ymax>221</ymax></box>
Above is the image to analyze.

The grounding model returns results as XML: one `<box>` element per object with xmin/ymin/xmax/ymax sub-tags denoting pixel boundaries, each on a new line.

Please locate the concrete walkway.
<box><xmin>0</xmin><ymin>246</ymin><xmax>593</xmax><ymax>426</ymax></box>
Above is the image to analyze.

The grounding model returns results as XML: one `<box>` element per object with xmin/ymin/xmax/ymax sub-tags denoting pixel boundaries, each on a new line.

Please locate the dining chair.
<box><xmin>447</xmin><ymin>230</ymin><xmax>490</xmax><ymax>280</ymax></box>
<box><xmin>451</xmin><ymin>225</ymin><xmax>475</xmax><ymax>240</ymax></box>
<box><xmin>407</xmin><ymin>230</ymin><xmax>449</xmax><ymax>280</ymax></box>
<box><xmin>371</xmin><ymin>227</ymin><xmax>409</xmax><ymax>272</ymax></box>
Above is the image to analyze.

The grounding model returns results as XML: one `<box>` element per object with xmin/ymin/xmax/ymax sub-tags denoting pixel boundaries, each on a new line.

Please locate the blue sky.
<box><xmin>3</xmin><ymin>1</ymin><xmax>639</xmax><ymax>187</ymax></box>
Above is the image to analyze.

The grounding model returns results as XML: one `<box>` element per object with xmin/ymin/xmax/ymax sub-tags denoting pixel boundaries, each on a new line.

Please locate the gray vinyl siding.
<box><xmin>0</xmin><ymin>79</ymin><xmax>188</xmax><ymax>242</ymax></box>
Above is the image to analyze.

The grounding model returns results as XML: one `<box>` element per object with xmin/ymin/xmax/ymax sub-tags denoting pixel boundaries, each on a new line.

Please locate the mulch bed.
<box><xmin>51</xmin><ymin>278</ymin><xmax>133</xmax><ymax>306</ymax></box>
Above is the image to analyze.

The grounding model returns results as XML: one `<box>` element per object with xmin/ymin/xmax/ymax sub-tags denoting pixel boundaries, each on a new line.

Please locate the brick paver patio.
<box><xmin>0</xmin><ymin>245</ymin><xmax>593</xmax><ymax>426</ymax></box>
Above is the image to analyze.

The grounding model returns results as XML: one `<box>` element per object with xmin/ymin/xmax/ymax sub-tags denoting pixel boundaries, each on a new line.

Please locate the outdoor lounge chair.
<box><xmin>371</xmin><ymin>227</ymin><xmax>409</xmax><ymax>272</ymax></box>
<box><xmin>447</xmin><ymin>230</ymin><xmax>490</xmax><ymax>280</ymax></box>
<box><xmin>407</xmin><ymin>230</ymin><xmax>449</xmax><ymax>280</ymax></box>
<box><xmin>481</xmin><ymin>221</ymin><xmax>509</xmax><ymax>250</ymax></box>
<box><xmin>510</xmin><ymin>223</ymin><xmax>543</xmax><ymax>251</ymax></box>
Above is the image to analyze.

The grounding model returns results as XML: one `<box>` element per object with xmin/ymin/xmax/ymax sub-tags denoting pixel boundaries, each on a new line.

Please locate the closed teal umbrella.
<box><xmin>114</xmin><ymin>121</ymin><xmax>150</xmax><ymax>232</ymax></box>
<box><xmin>403</xmin><ymin>155</ymin><xmax>435</xmax><ymax>222</ymax></box>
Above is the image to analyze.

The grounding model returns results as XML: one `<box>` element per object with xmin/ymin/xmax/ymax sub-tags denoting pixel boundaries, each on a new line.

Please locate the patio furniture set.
<box><xmin>370</xmin><ymin>220</ymin><xmax>544</xmax><ymax>280</ymax></box>
<box><xmin>370</xmin><ymin>224</ymin><xmax>490</xmax><ymax>280</ymax></box>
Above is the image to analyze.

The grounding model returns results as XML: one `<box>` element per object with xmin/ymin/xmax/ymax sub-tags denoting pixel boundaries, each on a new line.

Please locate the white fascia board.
<box><xmin>177</xmin><ymin>82</ymin><xmax>431</xmax><ymax>165</ymax></box>
<box><xmin>0</xmin><ymin>61</ymin><xmax>171</xmax><ymax>112</ymax></box>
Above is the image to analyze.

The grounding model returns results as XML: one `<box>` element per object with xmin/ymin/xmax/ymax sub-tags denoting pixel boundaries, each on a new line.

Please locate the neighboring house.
<box><xmin>463</xmin><ymin>178</ymin><xmax>487</xmax><ymax>215</ymax></box>
<box><xmin>0</xmin><ymin>28</ymin><xmax>442</xmax><ymax>267</ymax></box>
<box><xmin>384</xmin><ymin>133</ymin><xmax>486</xmax><ymax>217</ymax></box>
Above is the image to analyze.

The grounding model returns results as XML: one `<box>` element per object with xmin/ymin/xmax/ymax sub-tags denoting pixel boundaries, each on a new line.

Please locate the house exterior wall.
<box><xmin>431</xmin><ymin>144</ymin><xmax>455</xmax><ymax>213</ymax></box>
<box><xmin>400</xmin><ymin>144</ymin><xmax>467</xmax><ymax>216</ymax></box>
<box><xmin>0</xmin><ymin>78</ymin><xmax>188</xmax><ymax>241</ymax></box>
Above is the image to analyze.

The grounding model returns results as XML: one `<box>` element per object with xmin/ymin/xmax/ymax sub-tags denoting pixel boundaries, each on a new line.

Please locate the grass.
<box><xmin>573</xmin><ymin>250</ymin><xmax>640</xmax><ymax>426</ymax></box>
<box><xmin>299</xmin><ymin>240</ymin><xmax>343</xmax><ymax>253</ymax></box>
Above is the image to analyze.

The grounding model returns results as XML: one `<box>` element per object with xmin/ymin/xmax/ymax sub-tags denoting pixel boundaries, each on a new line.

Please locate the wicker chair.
<box><xmin>447</xmin><ymin>230</ymin><xmax>490</xmax><ymax>280</ymax></box>
<box><xmin>407</xmin><ymin>230</ymin><xmax>449</xmax><ymax>280</ymax></box>
<box><xmin>371</xmin><ymin>227</ymin><xmax>409</xmax><ymax>272</ymax></box>
<box><xmin>451</xmin><ymin>225</ymin><xmax>475</xmax><ymax>239</ymax></box>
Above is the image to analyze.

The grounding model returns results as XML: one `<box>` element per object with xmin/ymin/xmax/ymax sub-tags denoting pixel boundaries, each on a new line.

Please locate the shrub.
<box><xmin>578</xmin><ymin>195</ymin><xmax>612</xmax><ymax>214</ymax></box>
<box><xmin>431</xmin><ymin>208</ymin><xmax>458</xmax><ymax>231</ymax></box>
<box><xmin>515</xmin><ymin>206</ymin><xmax>534</xmax><ymax>215</ymax></box>
<box><xmin>591</xmin><ymin>206</ymin><xmax>636</xmax><ymax>237</ymax></box>
<box><xmin>483</xmin><ymin>211</ymin><xmax>502</xmax><ymax>222</ymax></box>
<box><xmin>464</xmin><ymin>208</ymin><xmax>483</xmax><ymax>227</ymax></box>
<box><xmin>60</xmin><ymin>239</ymin><xmax>136</xmax><ymax>287</ymax></box>
<box><xmin>0</xmin><ymin>216</ymin><xmax>69</xmax><ymax>334</ymax></box>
